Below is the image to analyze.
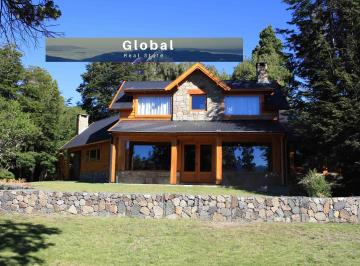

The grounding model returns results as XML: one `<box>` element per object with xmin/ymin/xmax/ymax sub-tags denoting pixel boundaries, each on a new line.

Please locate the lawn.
<box><xmin>1</xmin><ymin>214</ymin><xmax>359</xmax><ymax>265</ymax></box>
<box><xmin>30</xmin><ymin>181</ymin><xmax>265</xmax><ymax>196</ymax></box>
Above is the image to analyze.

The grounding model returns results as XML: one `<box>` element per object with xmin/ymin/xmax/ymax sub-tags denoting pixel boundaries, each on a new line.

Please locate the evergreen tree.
<box><xmin>0</xmin><ymin>0</ymin><xmax>62</xmax><ymax>46</ymax></box>
<box><xmin>283</xmin><ymin>0</ymin><xmax>360</xmax><ymax>193</ymax></box>
<box><xmin>0</xmin><ymin>45</ymin><xmax>81</xmax><ymax>180</ymax></box>
<box><xmin>240</xmin><ymin>147</ymin><xmax>255</xmax><ymax>171</ymax></box>
<box><xmin>232</xmin><ymin>26</ymin><xmax>291</xmax><ymax>86</ymax></box>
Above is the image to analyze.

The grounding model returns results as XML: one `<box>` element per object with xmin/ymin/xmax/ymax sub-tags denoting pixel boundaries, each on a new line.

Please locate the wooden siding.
<box><xmin>68</xmin><ymin>141</ymin><xmax>110</xmax><ymax>174</ymax></box>
<box><xmin>119</xmin><ymin>88</ymin><xmax>279</xmax><ymax>121</ymax></box>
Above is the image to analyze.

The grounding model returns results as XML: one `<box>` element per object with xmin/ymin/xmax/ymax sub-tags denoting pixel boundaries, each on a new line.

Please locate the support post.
<box><xmin>280</xmin><ymin>135</ymin><xmax>285</xmax><ymax>185</ymax></box>
<box><xmin>109</xmin><ymin>136</ymin><xmax>117</xmax><ymax>183</ymax></box>
<box><xmin>118</xmin><ymin>138</ymin><xmax>126</xmax><ymax>171</ymax></box>
<box><xmin>170</xmin><ymin>139</ymin><xmax>178</xmax><ymax>185</ymax></box>
<box><xmin>216</xmin><ymin>135</ymin><xmax>222</xmax><ymax>185</ymax></box>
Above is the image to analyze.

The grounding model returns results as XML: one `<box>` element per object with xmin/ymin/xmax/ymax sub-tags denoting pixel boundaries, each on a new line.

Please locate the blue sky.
<box><xmin>20</xmin><ymin>0</ymin><xmax>292</xmax><ymax>104</ymax></box>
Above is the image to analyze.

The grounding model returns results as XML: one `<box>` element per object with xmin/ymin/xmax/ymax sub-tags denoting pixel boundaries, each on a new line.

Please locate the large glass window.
<box><xmin>222</xmin><ymin>143</ymin><xmax>271</xmax><ymax>172</ymax></box>
<box><xmin>191</xmin><ymin>95</ymin><xmax>207</xmax><ymax>110</ymax></box>
<box><xmin>224</xmin><ymin>96</ymin><xmax>260</xmax><ymax>115</ymax></box>
<box><xmin>184</xmin><ymin>144</ymin><xmax>196</xmax><ymax>171</ymax></box>
<box><xmin>200</xmin><ymin>144</ymin><xmax>212</xmax><ymax>172</ymax></box>
<box><xmin>126</xmin><ymin>142</ymin><xmax>171</xmax><ymax>170</ymax></box>
<box><xmin>137</xmin><ymin>96</ymin><xmax>172</xmax><ymax>115</ymax></box>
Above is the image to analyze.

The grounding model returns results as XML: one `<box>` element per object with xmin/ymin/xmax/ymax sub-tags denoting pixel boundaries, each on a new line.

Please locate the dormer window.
<box><xmin>224</xmin><ymin>96</ymin><xmax>260</xmax><ymax>115</ymax></box>
<box><xmin>191</xmin><ymin>95</ymin><xmax>207</xmax><ymax>111</ymax></box>
<box><xmin>137</xmin><ymin>96</ymin><xmax>172</xmax><ymax>115</ymax></box>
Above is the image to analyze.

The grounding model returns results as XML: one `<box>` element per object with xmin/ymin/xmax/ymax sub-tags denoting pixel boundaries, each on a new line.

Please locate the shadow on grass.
<box><xmin>0</xmin><ymin>220</ymin><xmax>61</xmax><ymax>265</ymax></box>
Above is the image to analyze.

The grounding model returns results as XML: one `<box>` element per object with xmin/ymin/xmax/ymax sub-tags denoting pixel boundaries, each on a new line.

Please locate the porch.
<box><xmin>109</xmin><ymin>133</ymin><xmax>286</xmax><ymax>187</ymax></box>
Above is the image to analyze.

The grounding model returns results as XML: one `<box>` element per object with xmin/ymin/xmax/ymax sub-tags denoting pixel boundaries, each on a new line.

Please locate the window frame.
<box><xmin>222</xmin><ymin>142</ymin><xmax>272</xmax><ymax>173</ymax></box>
<box><xmin>86</xmin><ymin>148</ymin><xmax>101</xmax><ymax>161</ymax></box>
<box><xmin>224</xmin><ymin>95</ymin><xmax>261</xmax><ymax>116</ymax></box>
<box><xmin>125</xmin><ymin>141</ymin><xmax>171</xmax><ymax>171</ymax></box>
<box><xmin>136</xmin><ymin>95</ymin><xmax>172</xmax><ymax>117</ymax></box>
<box><xmin>190</xmin><ymin>94</ymin><xmax>207</xmax><ymax>111</ymax></box>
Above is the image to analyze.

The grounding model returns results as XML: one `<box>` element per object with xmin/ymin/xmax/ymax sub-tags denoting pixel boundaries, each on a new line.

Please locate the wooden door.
<box><xmin>181</xmin><ymin>141</ymin><xmax>215</xmax><ymax>183</ymax></box>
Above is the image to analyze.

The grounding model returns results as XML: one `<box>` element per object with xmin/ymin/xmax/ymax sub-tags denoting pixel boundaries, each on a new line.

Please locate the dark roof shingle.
<box><xmin>62</xmin><ymin>115</ymin><xmax>118</xmax><ymax>149</ymax></box>
<box><xmin>109</xmin><ymin>120</ymin><xmax>286</xmax><ymax>134</ymax></box>
<box><xmin>223</xmin><ymin>80</ymin><xmax>277</xmax><ymax>90</ymax></box>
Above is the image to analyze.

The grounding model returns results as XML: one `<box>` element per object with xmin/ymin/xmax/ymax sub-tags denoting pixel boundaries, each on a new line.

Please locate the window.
<box><xmin>87</xmin><ymin>149</ymin><xmax>100</xmax><ymax>161</ymax></box>
<box><xmin>224</xmin><ymin>96</ymin><xmax>260</xmax><ymax>115</ymax></box>
<box><xmin>126</xmin><ymin>142</ymin><xmax>171</xmax><ymax>170</ymax></box>
<box><xmin>191</xmin><ymin>95</ymin><xmax>207</xmax><ymax>110</ymax></box>
<box><xmin>222</xmin><ymin>143</ymin><xmax>271</xmax><ymax>172</ymax></box>
<box><xmin>137</xmin><ymin>96</ymin><xmax>171</xmax><ymax>115</ymax></box>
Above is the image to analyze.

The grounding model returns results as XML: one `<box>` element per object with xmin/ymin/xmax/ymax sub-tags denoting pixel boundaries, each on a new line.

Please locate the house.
<box><xmin>60</xmin><ymin>62</ymin><xmax>291</xmax><ymax>189</ymax></box>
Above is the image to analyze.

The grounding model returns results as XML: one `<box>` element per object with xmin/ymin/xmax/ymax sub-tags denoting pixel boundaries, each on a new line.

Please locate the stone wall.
<box><xmin>1</xmin><ymin>190</ymin><xmax>359</xmax><ymax>223</ymax></box>
<box><xmin>116</xmin><ymin>171</ymin><xmax>170</xmax><ymax>184</ymax></box>
<box><xmin>79</xmin><ymin>171</ymin><xmax>108</xmax><ymax>183</ymax></box>
<box><xmin>172</xmin><ymin>71</ymin><xmax>223</xmax><ymax>121</ymax></box>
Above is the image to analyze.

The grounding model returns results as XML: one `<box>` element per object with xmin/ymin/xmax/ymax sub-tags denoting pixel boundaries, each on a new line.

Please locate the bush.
<box><xmin>0</xmin><ymin>169</ymin><xmax>15</xmax><ymax>180</ymax></box>
<box><xmin>298</xmin><ymin>169</ymin><xmax>332</xmax><ymax>197</ymax></box>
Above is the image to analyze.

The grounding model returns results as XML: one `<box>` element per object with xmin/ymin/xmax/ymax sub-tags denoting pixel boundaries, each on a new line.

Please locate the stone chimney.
<box><xmin>76</xmin><ymin>114</ymin><xmax>89</xmax><ymax>135</ymax></box>
<box><xmin>256</xmin><ymin>62</ymin><xmax>269</xmax><ymax>84</ymax></box>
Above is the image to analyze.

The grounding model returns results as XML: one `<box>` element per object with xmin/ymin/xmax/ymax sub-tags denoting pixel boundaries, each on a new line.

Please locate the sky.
<box><xmin>20</xmin><ymin>0</ymin><xmax>292</xmax><ymax>105</ymax></box>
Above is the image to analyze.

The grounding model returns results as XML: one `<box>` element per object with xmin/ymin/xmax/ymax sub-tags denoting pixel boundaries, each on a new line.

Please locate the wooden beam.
<box><xmin>118</xmin><ymin>138</ymin><xmax>126</xmax><ymax>171</ymax></box>
<box><xmin>109</xmin><ymin>137</ymin><xmax>117</xmax><ymax>183</ymax></box>
<box><xmin>216</xmin><ymin>136</ymin><xmax>223</xmax><ymax>185</ymax></box>
<box><xmin>170</xmin><ymin>139</ymin><xmax>178</xmax><ymax>185</ymax></box>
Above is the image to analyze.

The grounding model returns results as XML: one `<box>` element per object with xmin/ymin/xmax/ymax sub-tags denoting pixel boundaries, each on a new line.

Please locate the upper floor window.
<box><xmin>137</xmin><ymin>96</ymin><xmax>172</xmax><ymax>115</ymax></box>
<box><xmin>191</xmin><ymin>95</ymin><xmax>207</xmax><ymax>111</ymax></box>
<box><xmin>224</xmin><ymin>96</ymin><xmax>260</xmax><ymax>115</ymax></box>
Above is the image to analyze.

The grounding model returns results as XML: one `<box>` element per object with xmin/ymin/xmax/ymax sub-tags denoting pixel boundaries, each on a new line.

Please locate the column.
<box><xmin>170</xmin><ymin>139</ymin><xmax>178</xmax><ymax>185</ymax></box>
<box><xmin>216</xmin><ymin>135</ymin><xmax>223</xmax><ymax>185</ymax></box>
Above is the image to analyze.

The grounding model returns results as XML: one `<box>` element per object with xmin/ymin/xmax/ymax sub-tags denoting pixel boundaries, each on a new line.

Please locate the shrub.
<box><xmin>0</xmin><ymin>169</ymin><xmax>15</xmax><ymax>180</ymax></box>
<box><xmin>298</xmin><ymin>169</ymin><xmax>332</xmax><ymax>197</ymax></box>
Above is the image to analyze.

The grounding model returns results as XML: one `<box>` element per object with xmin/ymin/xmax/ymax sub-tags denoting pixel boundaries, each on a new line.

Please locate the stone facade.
<box><xmin>1</xmin><ymin>189</ymin><xmax>359</xmax><ymax>223</ymax></box>
<box><xmin>79</xmin><ymin>171</ymin><xmax>108</xmax><ymax>183</ymax></box>
<box><xmin>116</xmin><ymin>171</ymin><xmax>170</xmax><ymax>184</ymax></box>
<box><xmin>172</xmin><ymin>71</ymin><xmax>223</xmax><ymax>121</ymax></box>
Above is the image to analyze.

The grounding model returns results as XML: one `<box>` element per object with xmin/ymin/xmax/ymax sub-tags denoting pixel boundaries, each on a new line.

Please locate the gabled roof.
<box><xmin>62</xmin><ymin>115</ymin><xmax>118</xmax><ymax>149</ymax></box>
<box><xmin>123</xmin><ymin>81</ymin><xmax>172</xmax><ymax>92</ymax></box>
<box><xmin>163</xmin><ymin>63</ymin><xmax>231</xmax><ymax>91</ymax></box>
<box><xmin>108</xmin><ymin>63</ymin><xmax>289</xmax><ymax>111</ymax></box>
<box><xmin>109</xmin><ymin>120</ymin><xmax>286</xmax><ymax>134</ymax></box>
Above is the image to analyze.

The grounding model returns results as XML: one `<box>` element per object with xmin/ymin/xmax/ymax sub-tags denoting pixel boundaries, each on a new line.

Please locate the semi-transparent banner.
<box><xmin>46</xmin><ymin>38</ymin><xmax>243</xmax><ymax>62</ymax></box>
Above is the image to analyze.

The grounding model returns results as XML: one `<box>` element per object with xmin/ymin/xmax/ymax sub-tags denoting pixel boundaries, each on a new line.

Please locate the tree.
<box><xmin>240</xmin><ymin>147</ymin><xmax>255</xmax><ymax>171</ymax></box>
<box><xmin>283</xmin><ymin>0</ymin><xmax>360</xmax><ymax>193</ymax></box>
<box><xmin>0</xmin><ymin>45</ymin><xmax>23</xmax><ymax>98</ymax></box>
<box><xmin>0</xmin><ymin>98</ymin><xmax>38</xmax><ymax>170</ymax></box>
<box><xmin>0</xmin><ymin>0</ymin><xmax>61</xmax><ymax>46</ymax></box>
<box><xmin>232</xmin><ymin>59</ymin><xmax>256</xmax><ymax>81</ymax></box>
<box><xmin>18</xmin><ymin>67</ymin><xmax>69</xmax><ymax>179</ymax></box>
<box><xmin>0</xmin><ymin>45</ymin><xmax>81</xmax><ymax>180</ymax></box>
<box><xmin>232</xmin><ymin>26</ymin><xmax>291</xmax><ymax>86</ymax></box>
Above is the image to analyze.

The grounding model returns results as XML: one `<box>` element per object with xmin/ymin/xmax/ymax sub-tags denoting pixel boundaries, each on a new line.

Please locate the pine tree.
<box><xmin>283</xmin><ymin>0</ymin><xmax>360</xmax><ymax>193</ymax></box>
<box><xmin>232</xmin><ymin>26</ymin><xmax>291</xmax><ymax>86</ymax></box>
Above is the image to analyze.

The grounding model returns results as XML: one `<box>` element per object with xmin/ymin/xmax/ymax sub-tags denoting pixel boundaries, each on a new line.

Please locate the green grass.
<box><xmin>30</xmin><ymin>181</ymin><xmax>262</xmax><ymax>196</ymax></box>
<box><xmin>1</xmin><ymin>214</ymin><xmax>360</xmax><ymax>265</ymax></box>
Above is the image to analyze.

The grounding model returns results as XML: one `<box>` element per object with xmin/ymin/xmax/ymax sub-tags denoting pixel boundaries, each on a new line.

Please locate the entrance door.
<box><xmin>181</xmin><ymin>142</ymin><xmax>214</xmax><ymax>183</ymax></box>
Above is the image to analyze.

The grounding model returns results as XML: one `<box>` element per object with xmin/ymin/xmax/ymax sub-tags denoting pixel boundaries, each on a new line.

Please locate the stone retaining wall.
<box><xmin>0</xmin><ymin>190</ymin><xmax>359</xmax><ymax>223</ymax></box>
